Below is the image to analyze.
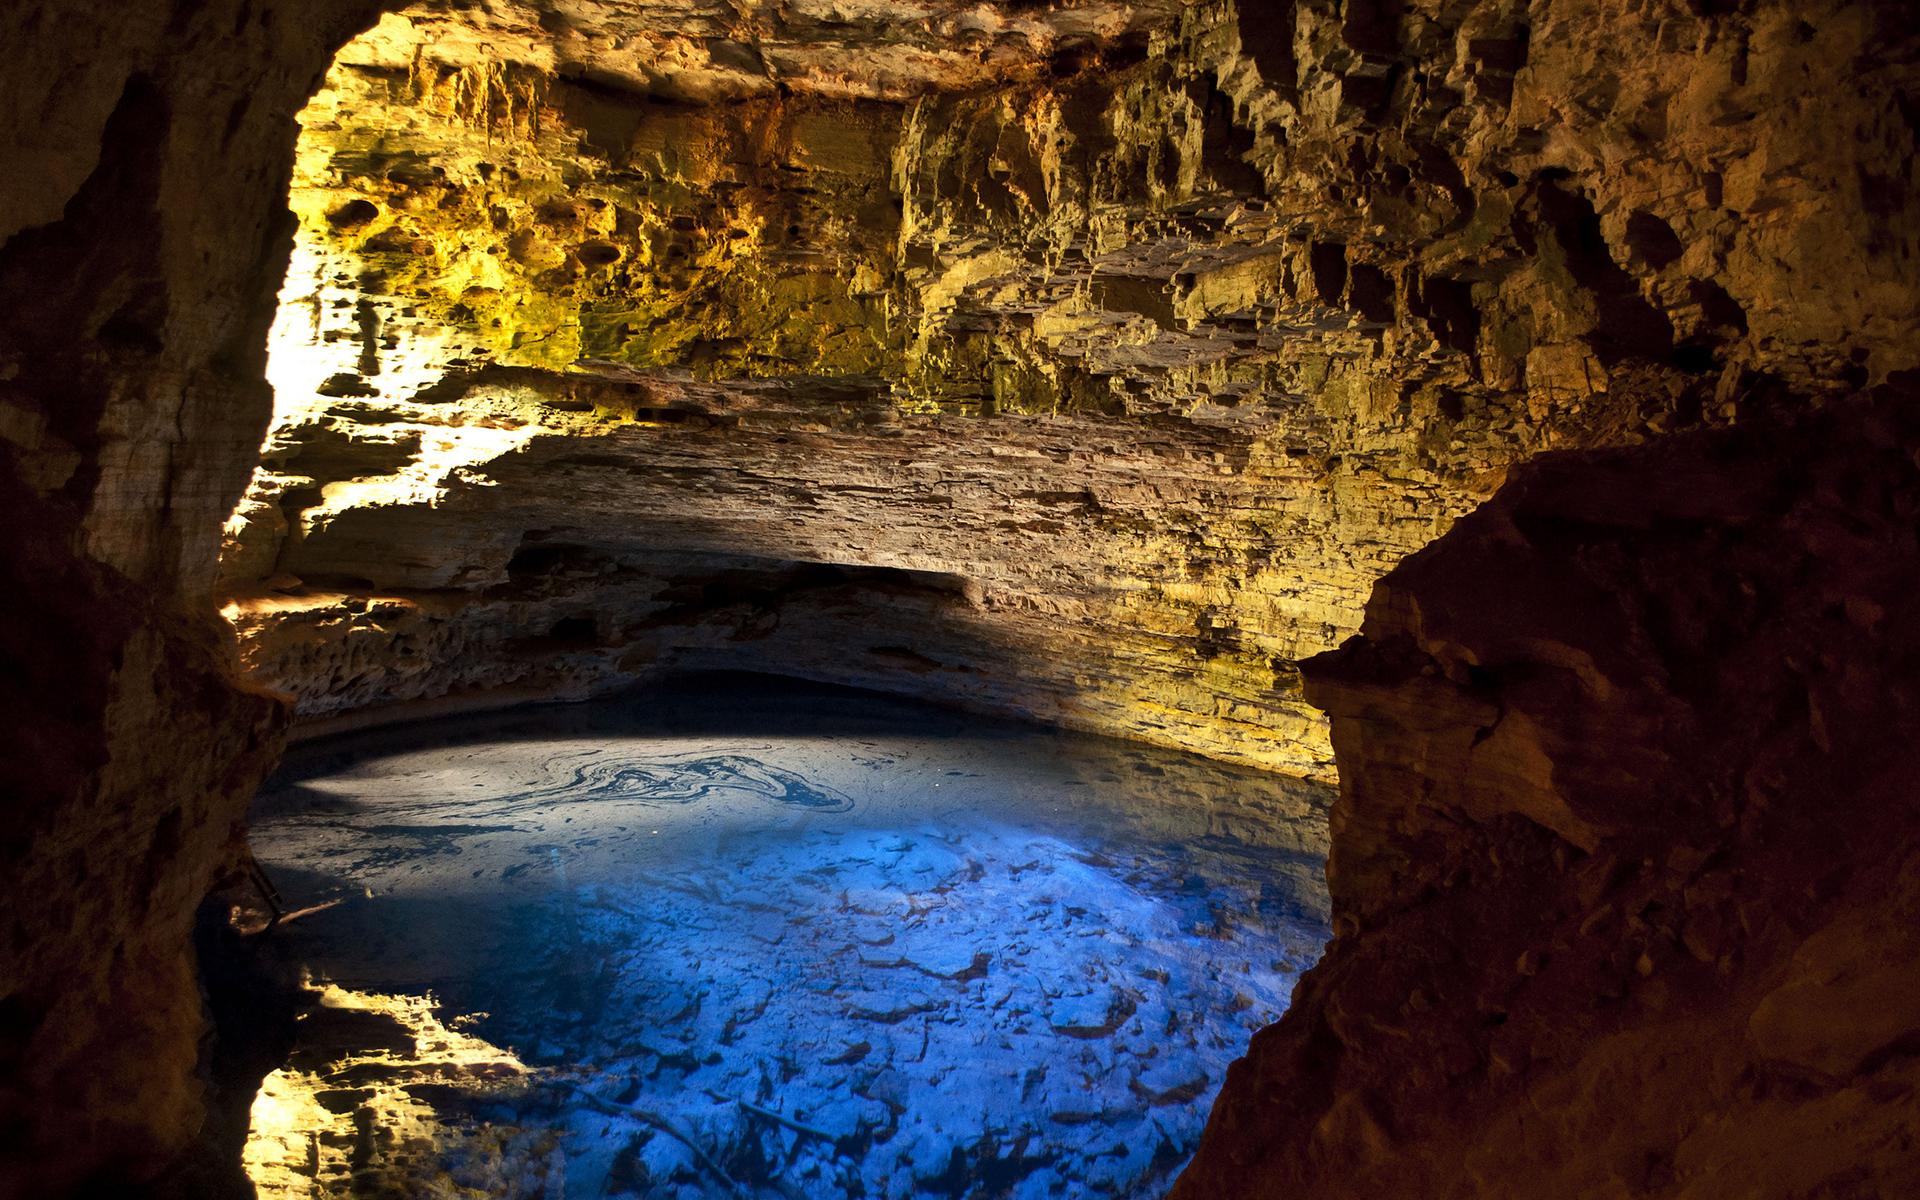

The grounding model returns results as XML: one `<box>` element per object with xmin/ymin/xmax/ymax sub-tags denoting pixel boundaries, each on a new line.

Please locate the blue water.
<box><xmin>250</xmin><ymin>678</ymin><xmax>1331</xmax><ymax>1198</ymax></box>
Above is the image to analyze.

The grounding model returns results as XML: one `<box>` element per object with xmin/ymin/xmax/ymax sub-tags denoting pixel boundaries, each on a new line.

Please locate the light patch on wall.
<box><xmin>299</xmin><ymin>420</ymin><xmax>541</xmax><ymax>527</ymax></box>
<box><xmin>263</xmin><ymin>241</ymin><xmax>476</xmax><ymax>427</ymax></box>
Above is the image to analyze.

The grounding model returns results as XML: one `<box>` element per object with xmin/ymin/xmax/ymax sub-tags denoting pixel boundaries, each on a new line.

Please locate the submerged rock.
<box><xmin>248</xmin><ymin>684</ymin><xmax>1332</xmax><ymax>1198</ymax></box>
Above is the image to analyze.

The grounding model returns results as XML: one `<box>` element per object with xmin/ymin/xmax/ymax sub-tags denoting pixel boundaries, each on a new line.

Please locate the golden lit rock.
<box><xmin>244</xmin><ymin>982</ymin><xmax>545</xmax><ymax>1199</ymax></box>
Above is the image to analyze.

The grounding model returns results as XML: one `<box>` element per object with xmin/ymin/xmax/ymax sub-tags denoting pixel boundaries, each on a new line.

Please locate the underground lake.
<box><xmin>238</xmin><ymin>676</ymin><xmax>1333</xmax><ymax>1199</ymax></box>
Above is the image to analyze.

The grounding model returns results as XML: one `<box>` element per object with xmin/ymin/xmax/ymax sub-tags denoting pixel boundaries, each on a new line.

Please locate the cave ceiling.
<box><xmin>350</xmin><ymin>0</ymin><xmax>1186</xmax><ymax>102</ymax></box>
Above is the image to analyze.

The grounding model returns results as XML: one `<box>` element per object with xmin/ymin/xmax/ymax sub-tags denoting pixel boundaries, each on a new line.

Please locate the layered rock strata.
<box><xmin>227</xmin><ymin>365</ymin><xmax>1407</xmax><ymax>776</ymax></box>
<box><xmin>223</xmin><ymin>0</ymin><xmax>1920</xmax><ymax>774</ymax></box>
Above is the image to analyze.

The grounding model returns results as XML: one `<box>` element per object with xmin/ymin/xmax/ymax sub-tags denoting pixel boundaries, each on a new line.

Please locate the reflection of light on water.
<box><xmin>244</xmin><ymin>1067</ymin><xmax>337</xmax><ymax>1200</ymax></box>
<box><xmin>243</xmin><ymin>982</ymin><xmax>543</xmax><ymax>1200</ymax></box>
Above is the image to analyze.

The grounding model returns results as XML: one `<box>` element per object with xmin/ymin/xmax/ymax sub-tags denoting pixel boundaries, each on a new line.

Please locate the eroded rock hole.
<box><xmin>325</xmin><ymin>198</ymin><xmax>379</xmax><ymax>229</ymax></box>
<box><xmin>212</xmin><ymin>8</ymin><xmax>1375</xmax><ymax>1194</ymax></box>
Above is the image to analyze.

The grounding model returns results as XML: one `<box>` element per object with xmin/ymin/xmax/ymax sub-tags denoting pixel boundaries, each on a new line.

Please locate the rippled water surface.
<box><xmin>246</xmin><ymin>678</ymin><xmax>1332</xmax><ymax>1199</ymax></box>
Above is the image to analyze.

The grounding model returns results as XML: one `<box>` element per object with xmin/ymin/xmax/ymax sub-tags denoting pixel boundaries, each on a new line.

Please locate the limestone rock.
<box><xmin>221</xmin><ymin>0</ymin><xmax>1920</xmax><ymax>789</ymax></box>
<box><xmin>1176</xmin><ymin>385</ymin><xmax>1920</xmax><ymax>1198</ymax></box>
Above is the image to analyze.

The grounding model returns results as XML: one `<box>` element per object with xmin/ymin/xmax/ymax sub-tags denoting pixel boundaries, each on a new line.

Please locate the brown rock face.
<box><xmin>216</xmin><ymin>0</ymin><xmax>1919</xmax><ymax>781</ymax></box>
<box><xmin>0</xmin><ymin>1</ymin><xmax>380</xmax><ymax>1193</ymax></box>
<box><xmin>1177</xmin><ymin>387</ymin><xmax>1920</xmax><ymax>1197</ymax></box>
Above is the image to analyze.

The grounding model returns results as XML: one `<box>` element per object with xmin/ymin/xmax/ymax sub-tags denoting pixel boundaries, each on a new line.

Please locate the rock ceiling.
<box><xmin>349</xmin><ymin>0</ymin><xmax>1187</xmax><ymax>101</ymax></box>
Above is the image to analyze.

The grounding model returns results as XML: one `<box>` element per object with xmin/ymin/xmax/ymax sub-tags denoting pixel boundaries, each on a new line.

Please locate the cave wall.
<box><xmin>222</xmin><ymin>0</ymin><xmax>1920</xmax><ymax>775</ymax></box>
<box><xmin>1167</xmin><ymin>2</ymin><xmax>1920</xmax><ymax>1193</ymax></box>
<box><xmin>0</xmin><ymin>1</ymin><xmax>382</xmax><ymax>1193</ymax></box>
<box><xmin>222</xmin><ymin>6</ymin><xmax>1482</xmax><ymax>777</ymax></box>
<box><xmin>1178</xmin><ymin>385</ymin><xmax>1920</xmax><ymax>1199</ymax></box>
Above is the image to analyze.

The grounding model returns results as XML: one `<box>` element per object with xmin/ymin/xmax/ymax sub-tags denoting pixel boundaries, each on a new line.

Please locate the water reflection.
<box><xmin>244</xmin><ymin>983</ymin><xmax>546</xmax><ymax>1199</ymax></box>
<box><xmin>248</xmin><ymin>677</ymin><xmax>1332</xmax><ymax>1198</ymax></box>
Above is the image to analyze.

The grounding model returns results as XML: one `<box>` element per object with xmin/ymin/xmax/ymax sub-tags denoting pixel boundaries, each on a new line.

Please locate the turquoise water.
<box><xmin>250</xmin><ymin>678</ymin><xmax>1331</xmax><ymax>1198</ymax></box>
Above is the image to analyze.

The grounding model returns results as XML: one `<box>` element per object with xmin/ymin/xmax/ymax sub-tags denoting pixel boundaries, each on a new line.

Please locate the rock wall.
<box><xmin>226</xmin><ymin>361</ymin><xmax>1392</xmax><ymax>774</ymax></box>
<box><xmin>1166</xmin><ymin>2</ymin><xmax>1920</xmax><ymax>1193</ymax></box>
<box><xmin>1178</xmin><ymin>384</ymin><xmax>1920</xmax><ymax>1198</ymax></box>
<box><xmin>0</xmin><ymin>1</ymin><xmax>381</xmax><ymax>1193</ymax></box>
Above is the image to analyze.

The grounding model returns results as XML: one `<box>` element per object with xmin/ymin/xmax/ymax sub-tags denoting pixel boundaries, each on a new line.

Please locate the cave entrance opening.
<box><xmin>214</xmin><ymin>7</ymin><xmax>1378</xmax><ymax>786</ymax></box>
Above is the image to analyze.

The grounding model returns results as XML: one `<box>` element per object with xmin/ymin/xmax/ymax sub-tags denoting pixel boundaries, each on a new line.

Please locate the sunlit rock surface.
<box><xmin>247</xmin><ymin>678</ymin><xmax>1331</xmax><ymax>1198</ymax></box>
<box><xmin>244</xmin><ymin>983</ymin><xmax>547</xmax><ymax>1199</ymax></box>
<box><xmin>222</xmin><ymin>0</ymin><xmax>1920</xmax><ymax>782</ymax></box>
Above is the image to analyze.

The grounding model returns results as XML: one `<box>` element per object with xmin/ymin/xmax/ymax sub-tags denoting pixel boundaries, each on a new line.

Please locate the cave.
<box><xmin>2</xmin><ymin>1</ymin><xmax>1918</xmax><ymax>1198</ymax></box>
